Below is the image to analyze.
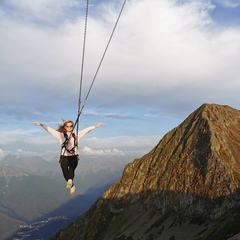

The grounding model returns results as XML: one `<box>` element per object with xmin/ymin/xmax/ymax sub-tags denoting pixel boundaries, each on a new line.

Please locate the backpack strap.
<box><xmin>61</xmin><ymin>133</ymin><xmax>78</xmax><ymax>155</ymax></box>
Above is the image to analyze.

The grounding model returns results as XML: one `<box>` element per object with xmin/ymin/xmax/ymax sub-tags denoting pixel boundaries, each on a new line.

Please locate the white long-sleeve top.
<box><xmin>42</xmin><ymin>125</ymin><xmax>97</xmax><ymax>156</ymax></box>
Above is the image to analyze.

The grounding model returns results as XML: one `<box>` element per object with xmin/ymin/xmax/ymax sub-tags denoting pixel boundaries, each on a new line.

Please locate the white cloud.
<box><xmin>0</xmin><ymin>0</ymin><xmax>240</xmax><ymax>157</ymax></box>
<box><xmin>0</xmin><ymin>126</ymin><xmax>160</xmax><ymax>159</ymax></box>
<box><xmin>1</xmin><ymin>0</ymin><xmax>239</xmax><ymax>111</ymax></box>
<box><xmin>5</xmin><ymin>0</ymin><xmax>83</xmax><ymax>23</ymax></box>
<box><xmin>214</xmin><ymin>0</ymin><xmax>240</xmax><ymax>8</ymax></box>
<box><xmin>81</xmin><ymin>135</ymin><xmax>160</xmax><ymax>154</ymax></box>
<box><xmin>0</xmin><ymin>149</ymin><xmax>8</xmax><ymax>159</ymax></box>
<box><xmin>81</xmin><ymin>146</ymin><xmax>125</xmax><ymax>155</ymax></box>
<box><xmin>16</xmin><ymin>148</ymin><xmax>38</xmax><ymax>156</ymax></box>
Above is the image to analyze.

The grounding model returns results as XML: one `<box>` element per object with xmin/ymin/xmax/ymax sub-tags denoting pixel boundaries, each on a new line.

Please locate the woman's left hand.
<box><xmin>95</xmin><ymin>122</ymin><xmax>102</xmax><ymax>128</ymax></box>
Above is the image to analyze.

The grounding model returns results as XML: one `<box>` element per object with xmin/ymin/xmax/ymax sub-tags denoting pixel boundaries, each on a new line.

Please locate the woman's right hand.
<box><xmin>33</xmin><ymin>122</ymin><xmax>43</xmax><ymax>126</ymax></box>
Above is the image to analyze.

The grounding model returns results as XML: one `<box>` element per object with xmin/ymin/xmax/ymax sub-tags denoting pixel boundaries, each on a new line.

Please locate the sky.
<box><xmin>0</xmin><ymin>0</ymin><xmax>239</xmax><ymax>161</ymax></box>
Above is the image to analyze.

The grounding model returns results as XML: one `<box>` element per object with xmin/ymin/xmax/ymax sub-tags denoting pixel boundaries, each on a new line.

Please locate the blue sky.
<box><xmin>0</xmin><ymin>0</ymin><xmax>239</xmax><ymax>160</ymax></box>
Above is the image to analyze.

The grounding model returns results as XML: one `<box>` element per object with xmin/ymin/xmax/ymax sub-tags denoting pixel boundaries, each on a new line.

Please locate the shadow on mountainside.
<box><xmin>49</xmin><ymin>188</ymin><xmax>240</xmax><ymax>240</ymax></box>
<box><xmin>7</xmin><ymin>183</ymin><xmax>113</xmax><ymax>240</ymax></box>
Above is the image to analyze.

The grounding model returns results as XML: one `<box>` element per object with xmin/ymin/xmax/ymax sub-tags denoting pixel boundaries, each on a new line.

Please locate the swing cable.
<box><xmin>76</xmin><ymin>0</ymin><xmax>89</xmax><ymax>134</ymax></box>
<box><xmin>73</xmin><ymin>0</ymin><xmax>127</xmax><ymax>133</ymax></box>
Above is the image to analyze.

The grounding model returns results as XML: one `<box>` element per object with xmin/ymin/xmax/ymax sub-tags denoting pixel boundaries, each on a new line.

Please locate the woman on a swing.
<box><xmin>34</xmin><ymin>120</ymin><xmax>102</xmax><ymax>195</ymax></box>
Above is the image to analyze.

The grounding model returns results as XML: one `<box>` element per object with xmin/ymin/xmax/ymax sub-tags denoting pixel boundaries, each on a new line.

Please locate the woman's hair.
<box><xmin>57</xmin><ymin>120</ymin><xmax>74</xmax><ymax>133</ymax></box>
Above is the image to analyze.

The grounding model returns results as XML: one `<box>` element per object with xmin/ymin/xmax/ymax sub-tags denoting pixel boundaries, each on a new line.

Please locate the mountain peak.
<box><xmin>50</xmin><ymin>103</ymin><xmax>240</xmax><ymax>240</ymax></box>
<box><xmin>103</xmin><ymin>103</ymin><xmax>240</xmax><ymax>201</ymax></box>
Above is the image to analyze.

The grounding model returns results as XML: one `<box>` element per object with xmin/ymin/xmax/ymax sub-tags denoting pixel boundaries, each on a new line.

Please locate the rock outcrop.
<box><xmin>50</xmin><ymin>103</ymin><xmax>240</xmax><ymax>240</ymax></box>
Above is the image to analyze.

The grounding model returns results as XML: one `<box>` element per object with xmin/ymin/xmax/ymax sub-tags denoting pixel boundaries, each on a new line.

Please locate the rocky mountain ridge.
<box><xmin>50</xmin><ymin>103</ymin><xmax>240</xmax><ymax>240</ymax></box>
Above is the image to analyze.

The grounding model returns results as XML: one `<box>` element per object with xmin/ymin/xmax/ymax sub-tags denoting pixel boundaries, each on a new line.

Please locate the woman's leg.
<box><xmin>68</xmin><ymin>155</ymin><xmax>78</xmax><ymax>180</ymax></box>
<box><xmin>60</xmin><ymin>156</ymin><xmax>69</xmax><ymax>181</ymax></box>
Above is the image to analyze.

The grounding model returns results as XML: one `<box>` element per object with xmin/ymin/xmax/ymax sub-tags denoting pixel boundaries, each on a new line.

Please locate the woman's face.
<box><xmin>64</xmin><ymin>121</ymin><xmax>73</xmax><ymax>133</ymax></box>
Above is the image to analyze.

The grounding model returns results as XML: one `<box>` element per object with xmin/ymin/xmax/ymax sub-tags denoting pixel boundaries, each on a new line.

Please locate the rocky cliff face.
<box><xmin>50</xmin><ymin>103</ymin><xmax>240</xmax><ymax>240</ymax></box>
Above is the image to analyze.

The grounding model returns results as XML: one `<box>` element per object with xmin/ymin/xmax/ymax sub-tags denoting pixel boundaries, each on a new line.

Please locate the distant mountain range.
<box><xmin>49</xmin><ymin>103</ymin><xmax>240</xmax><ymax>240</ymax></box>
<box><xmin>0</xmin><ymin>154</ymin><xmax>131</xmax><ymax>240</ymax></box>
<box><xmin>8</xmin><ymin>184</ymin><xmax>112</xmax><ymax>240</ymax></box>
<box><xmin>0</xmin><ymin>155</ymin><xmax>58</xmax><ymax>175</ymax></box>
<box><xmin>0</xmin><ymin>165</ymin><xmax>69</xmax><ymax>240</ymax></box>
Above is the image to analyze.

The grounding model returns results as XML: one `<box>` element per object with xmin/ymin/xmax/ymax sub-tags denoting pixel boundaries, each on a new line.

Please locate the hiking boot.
<box><xmin>66</xmin><ymin>179</ymin><xmax>73</xmax><ymax>189</ymax></box>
